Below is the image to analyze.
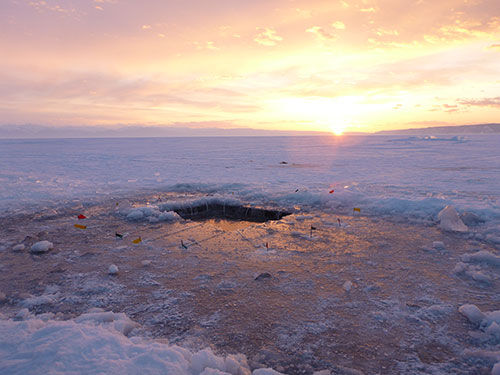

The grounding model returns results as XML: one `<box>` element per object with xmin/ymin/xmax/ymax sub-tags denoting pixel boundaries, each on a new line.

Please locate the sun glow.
<box><xmin>269</xmin><ymin>96</ymin><xmax>361</xmax><ymax>134</ymax></box>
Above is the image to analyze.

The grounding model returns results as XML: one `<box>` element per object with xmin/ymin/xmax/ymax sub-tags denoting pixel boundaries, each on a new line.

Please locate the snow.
<box><xmin>0</xmin><ymin>310</ymin><xmax>279</xmax><ymax>375</ymax></box>
<box><xmin>30</xmin><ymin>240</ymin><xmax>53</xmax><ymax>253</ymax></box>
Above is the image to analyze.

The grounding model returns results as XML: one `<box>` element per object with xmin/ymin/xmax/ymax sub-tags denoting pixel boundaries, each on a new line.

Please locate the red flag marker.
<box><xmin>78</xmin><ymin>214</ymin><xmax>87</xmax><ymax>220</ymax></box>
<box><xmin>329</xmin><ymin>189</ymin><xmax>335</xmax><ymax>194</ymax></box>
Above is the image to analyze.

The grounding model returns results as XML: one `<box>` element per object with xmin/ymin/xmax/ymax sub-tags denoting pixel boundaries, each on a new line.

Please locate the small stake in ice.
<box><xmin>265</xmin><ymin>242</ymin><xmax>269</xmax><ymax>249</ymax></box>
<box><xmin>181</xmin><ymin>240</ymin><xmax>188</xmax><ymax>249</ymax></box>
<box><xmin>338</xmin><ymin>218</ymin><xmax>342</xmax><ymax>227</ymax></box>
<box><xmin>310</xmin><ymin>225</ymin><xmax>316</xmax><ymax>238</ymax></box>
<box><xmin>115</xmin><ymin>232</ymin><xmax>123</xmax><ymax>239</ymax></box>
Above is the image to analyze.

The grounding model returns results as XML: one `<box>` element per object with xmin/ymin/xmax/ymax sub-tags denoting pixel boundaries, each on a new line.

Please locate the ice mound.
<box><xmin>0</xmin><ymin>310</ymin><xmax>281</xmax><ymax>375</ymax></box>
<box><xmin>438</xmin><ymin>205</ymin><xmax>468</xmax><ymax>232</ymax></box>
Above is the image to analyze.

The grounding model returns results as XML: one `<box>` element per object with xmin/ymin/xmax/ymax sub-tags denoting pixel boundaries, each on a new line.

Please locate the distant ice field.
<box><xmin>1</xmin><ymin>135</ymin><xmax>499</xmax><ymax>232</ymax></box>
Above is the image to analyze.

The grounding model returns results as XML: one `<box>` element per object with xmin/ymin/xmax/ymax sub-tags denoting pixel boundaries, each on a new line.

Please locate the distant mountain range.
<box><xmin>1</xmin><ymin>123</ymin><xmax>499</xmax><ymax>138</ymax></box>
<box><xmin>0</xmin><ymin>124</ymin><xmax>330</xmax><ymax>138</ymax></box>
<box><xmin>376</xmin><ymin>123</ymin><xmax>500</xmax><ymax>135</ymax></box>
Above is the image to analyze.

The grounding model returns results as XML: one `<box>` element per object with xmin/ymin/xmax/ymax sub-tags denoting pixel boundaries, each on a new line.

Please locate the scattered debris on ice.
<box><xmin>30</xmin><ymin>240</ymin><xmax>53</xmax><ymax>253</ymax></box>
<box><xmin>438</xmin><ymin>205</ymin><xmax>468</xmax><ymax>232</ymax></box>
<box><xmin>108</xmin><ymin>264</ymin><xmax>119</xmax><ymax>275</ymax></box>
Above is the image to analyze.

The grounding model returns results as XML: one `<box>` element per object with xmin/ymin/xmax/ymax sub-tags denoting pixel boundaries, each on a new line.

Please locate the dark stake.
<box><xmin>115</xmin><ymin>232</ymin><xmax>123</xmax><ymax>239</ymax></box>
<box><xmin>310</xmin><ymin>225</ymin><xmax>317</xmax><ymax>238</ymax></box>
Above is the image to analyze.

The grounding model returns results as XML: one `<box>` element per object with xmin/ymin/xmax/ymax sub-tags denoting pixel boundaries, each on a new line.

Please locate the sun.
<box><xmin>330</xmin><ymin>122</ymin><xmax>346</xmax><ymax>135</ymax></box>
<box><xmin>269</xmin><ymin>96</ymin><xmax>360</xmax><ymax>134</ymax></box>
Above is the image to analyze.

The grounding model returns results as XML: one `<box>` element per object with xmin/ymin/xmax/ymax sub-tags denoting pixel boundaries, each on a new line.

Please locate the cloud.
<box><xmin>306</xmin><ymin>26</ymin><xmax>337</xmax><ymax>41</ymax></box>
<box><xmin>488</xmin><ymin>43</ymin><xmax>500</xmax><ymax>51</ymax></box>
<box><xmin>331</xmin><ymin>21</ymin><xmax>345</xmax><ymax>30</ymax></box>
<box><xmin>253</xmin><ymin>27</ymin><xmax>283</xmax><ymax>46</ymax></box>
<box><xmin>28</xmin><ymin>1</ymin><xmax>76</xmax><ymax>14</ymax></box>
<box><xmin>458</xmin><ymin>97</ymin><xmax>500</xmax><ymax>107</ymax></box>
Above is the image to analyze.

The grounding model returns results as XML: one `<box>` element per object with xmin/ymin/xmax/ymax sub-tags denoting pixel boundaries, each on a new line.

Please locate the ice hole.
<box><xmin>173</xmin><ymin>203</ymin><xmax>290</xmax><ymax>230</ymax></box>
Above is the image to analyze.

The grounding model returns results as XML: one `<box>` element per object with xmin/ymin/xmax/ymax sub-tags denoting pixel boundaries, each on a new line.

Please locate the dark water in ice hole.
<box><xmin>0</xmin><ymin>198</ymin><xmax>498</xmax><ymax>375</ymax></box>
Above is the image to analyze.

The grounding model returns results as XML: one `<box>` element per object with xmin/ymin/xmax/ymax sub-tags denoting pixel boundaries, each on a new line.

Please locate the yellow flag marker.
<box><xmin>132</xmin><ymin>237</ymin><xmax>142</xmax><ymax>244</ymax></box>
<box><xmin>353</xmin><ymin>208</ymin><xmax>361</xmax><ymax>212</ymax></box>
<box><xmin>74</xmin><ymin>224</ymin><xmax>87</xmax><ymax>229</ymax></box>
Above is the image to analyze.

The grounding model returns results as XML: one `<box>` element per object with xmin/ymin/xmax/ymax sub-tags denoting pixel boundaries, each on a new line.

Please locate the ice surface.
<box><xmin>0</xmin><ymin>135</ymin><xmax>499</xmax><ymax>239</ymax></box>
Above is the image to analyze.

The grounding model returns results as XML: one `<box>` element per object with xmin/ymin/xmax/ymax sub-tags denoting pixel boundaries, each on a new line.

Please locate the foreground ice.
<box><xmin>0</xmin><ymin>309</ymin><xmax>277</xmax><ymax>375</ymax></box>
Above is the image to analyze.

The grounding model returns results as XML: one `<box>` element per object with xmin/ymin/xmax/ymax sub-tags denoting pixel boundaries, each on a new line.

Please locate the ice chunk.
<box><xmin>462</xmin><ymin>250</ymin><xmax>500</xmax><ymax>267</ymax></box>
<box><xmin>460</xmin><ymin>212</ymin><xmax>484</xmax><ymax>226</ymax></box>
<box><xmin>190</xmin><ymin>348</ymin><xmax>226</xmax><ymax>374</ymax></box>
<box><xmin>438</xmin><ymin>206</ymin><xmax>468</xmax><ymax>232</ymax></box>
<box><xmin>12</xmin><ymin>244</ymin><xmax>25</xmax><ymax>251</ymax></box>
<box><xmin>459</xmin><ymin>304</ymin><xmax>485</xmax><ymax>325</ymax></box>
<box><xmin>432</xmin><ymin>241</ymin><xmax>445</xmax><ymax>250</ymax></box>
<box><xmin>493</xmin><ymin>363</ymin><xmax>500</xmax><ymax>375</ymax></box>
<box><xmin>126</xmin><ymin>210</ymin><xmax>144</xmax><ymax>221</ymax></box>
<box><xmin>253</xmin><ymin>369</ymin><xmax>285</xmax><ymax>375</ymax></box>
<box><xmin>30</xmin><ymin>240</ymin><xmax>53</xmax><ymax>253</ymax></box>
<box><xmin>343</xmin><ymin>281</ymin><xmax>352</xmax><ymax>291</ymax></box>
<box><xmin>108</xmin><ymin>264</ymin><xmax>119</xmax><ymax>275</ymax></box>
<box><xmin>159</xmin><ymin>211</ymin><xmax>182</xmax><ymax>222</ymax></box>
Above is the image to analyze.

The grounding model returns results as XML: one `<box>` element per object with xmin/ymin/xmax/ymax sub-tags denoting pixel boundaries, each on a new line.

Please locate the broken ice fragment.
<box><xmin>438</xmin><ymin>205</ymin><xmax>468</xmax><ymax>232</ymax></box>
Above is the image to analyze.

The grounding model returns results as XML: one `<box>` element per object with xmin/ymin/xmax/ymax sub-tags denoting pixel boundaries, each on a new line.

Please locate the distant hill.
<box><xmin>377</xmin><ymin>123</ymin><xmax>500</xmax><ymax>135</ymax></box>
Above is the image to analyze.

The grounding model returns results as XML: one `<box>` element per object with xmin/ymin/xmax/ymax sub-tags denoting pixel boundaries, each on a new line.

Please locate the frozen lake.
<box><xmin>1</xmin><ymin>135</ymin><xmax>500</xmax><ymax>375</ymax></box>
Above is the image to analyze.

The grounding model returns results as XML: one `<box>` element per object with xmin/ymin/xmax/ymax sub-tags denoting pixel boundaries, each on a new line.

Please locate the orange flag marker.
<box><xmin>132</xmin><ymin>237</ymin><xmax>142</xmax><ymax>244</ymax></box>
<box><xmin>74</xmin><ymin>224</ymin><xmax>87</xmax><ymax>230</ymax></box>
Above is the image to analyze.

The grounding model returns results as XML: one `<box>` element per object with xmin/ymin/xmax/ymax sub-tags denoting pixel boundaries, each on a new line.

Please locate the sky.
<box><xmin>0</xmin><ymin>0</ymin><xmax>499</xmax><ymax>134</ymax></box>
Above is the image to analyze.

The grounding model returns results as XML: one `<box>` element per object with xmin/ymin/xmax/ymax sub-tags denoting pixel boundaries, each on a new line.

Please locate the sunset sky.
<box><xmin>1</xmin><ymin>0</ymin><xmax>499</xmax><ymax>134</ymax></box>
